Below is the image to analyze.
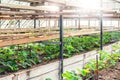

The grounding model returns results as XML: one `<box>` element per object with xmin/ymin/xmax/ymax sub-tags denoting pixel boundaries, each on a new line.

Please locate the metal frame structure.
<box><xmin>0</xmin><ymin>0</ymin><xmax>120</xmax><ymax>80</ymax></box>
<box><xmin>59</xmin><ymin>15</ymin><xmax>63</xmax><ymax>80</ymax></box>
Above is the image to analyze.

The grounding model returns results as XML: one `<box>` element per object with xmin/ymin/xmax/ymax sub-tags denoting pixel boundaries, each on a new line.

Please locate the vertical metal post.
<box><xmin>88</xmin><ymin>18</ymin><xmax>90</xmax><ymax>28</ymax></box>
<box><xmin>34</xmin><ymin>18</ymin><xmax>36</xmax><ymax>28</ymax></box>
<box><xmin>100</xmin><ymin>0</ymin><xmax>103</xmax><ymax>51</ymax></box>
<box><xmin>75</xmin><ymin>19</ymin><xmax>77</xmax><ymax>28</ymax></box>
<box><xmin>78</xmin><ymin>17</ymin><xmax>80</xmax><ymax>30</ymax></box>
<box><xmin>100</xmin><ymin>16</ymin><xmax>103</xmax><ymax>50</ymax></box>
<box><xmin>96</xmin><ymin>0</ymin><xmax>103</xmax><ymax>80</ymax></box>
<box><xmin>59</xmin><ymin>15</ymin><xmax>63</xmax><ymax>80</ymax></box>
<box><xmin>54</xmin><ymin>19</ymin><xmax>57</xmax><ymax>28</ymax></box>
<box><xmin>46</xmin><ymin>19</ymin><xmax>48</xmax><ymax>28</ymax></box>
<box><xmin>96</xmin><ymin>53</ymin><xmax>99</xmax><ymax>80</ymax></box>
<box><xmin>39</xmin><ymin>20</ymin><xmax>40</xmax><ymax>27</ymax></box>
<box><xmin>66</xmin><ymin>19</ymin><xmax>67</xmax><ymax>28</ymax></box>
<box><xmin>0</xmin><ymin>0</ymin><xmax>1</xmax><ymax>29</ymax></box>
<box><xmin>48</xmin><ymin>19</ymin><xmax>51</xmax><ymax>31</ymax></box>
<box><xmin>95</xmin><ymin>19</ymin><xmax>97</xmax><ymax>28</ymax></box>
<box><xmin>0</xmin><ymin>19</ymin><xmax>2</xmax><ymax>28</ymax></box>
<box><xmin>118</xmin><ymin>18</ymin><xmax>120</xmax><ymax>30</ymax></box>
<box><xmin>18</xmin><ymin>20</ymin><xmax>20</xmax><ymax>28</ymax></box>
<box><xmin>71</xmin><ymin>19</ymin><xmax>73</xmax><ymax>27</ymax></box>
<box><xmin>18</xmin><ymin>0</ymin><xmax>20</xmax><ymax>29</ymax></box>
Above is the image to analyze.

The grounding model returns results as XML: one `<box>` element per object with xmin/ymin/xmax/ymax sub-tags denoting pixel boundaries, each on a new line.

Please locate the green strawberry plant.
<box><xmin>62</xmin><ymin>71</ymin><xmax>82</xmax><ymax>80</ymax></box>
<box><xmin>0</xmin><ymin>31</ymin><xmax>120</xmax><ymax>74</ymax></box>
<box><xmin>62</xmin><ymin>44</ymin><xmax>120</xmax><ymax>80</ymax></box>
<box><xmin>45</xmin><ymin>78</ymin><xmax>52</xmax><ymax>80</ymax></box>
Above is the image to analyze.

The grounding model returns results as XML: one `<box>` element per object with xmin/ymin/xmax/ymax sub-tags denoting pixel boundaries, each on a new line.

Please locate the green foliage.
<box><xmin>0</xmin><ymin>68</ymin><xmax>5</xmax><ymax>73</ymax></box>
<box><xmin>85</xmin><ymin>60</ymin><xmax>96</xmax><ymax>70</ymax></box>
<box><xmin>77</xmin><ymin>69</ymin><xmax>92</xmax><ymax>79</ymax></box>
<box><xmin>110</xmin><ymin>32</ymin><xmax>120</xmax><ymax>42</ymax></box>
<box><xmin>0</xmin><ymin>45</ymin><xmax>40</xmax><ymax>74</ymax></box>
<box><xmin>99</xmin><ymin>51</ymin><xmax>110</xmax><ymax>60</ymax></box>
<box><xmin>45</xmin><ymin>78</ymin><xmax>52</xmax><ymax>80</ymax></box>
<box><xmin>62</xmin><ymin>44</ymin><xmax>120</xmax><ymax>80</ymax></box>
<box><xmin>0</xmin><ymin>31</ymin><xmax>120</xmax><ymax>74</ymax></box>
<box><xmin>62</xmin><ymin>71</ymin><xmax>82</xmax><ymax>80</ymax></box>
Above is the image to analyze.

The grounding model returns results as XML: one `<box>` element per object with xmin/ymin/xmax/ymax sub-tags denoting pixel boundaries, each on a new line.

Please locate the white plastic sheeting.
<box><xmin>0</xmin><ymin>0</ymin><xmax>120</xmax><ymax>29</ymax></box>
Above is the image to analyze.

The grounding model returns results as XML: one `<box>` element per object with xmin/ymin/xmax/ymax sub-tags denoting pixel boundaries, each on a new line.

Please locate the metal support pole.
<box><xmin>95</xmin><ymin>19</ymin><xmax>97</xmax><ymax>27</ymax></box>
<box><xmin>96</xmin><ymin>0</ymin><xmax>103</xmax><ymax>80</ymax></box>
<box><xmin>34</xmin><ymin>18</ymin><xmax>36</xmax><ymax>28</ymax></box>
<box><xmin>71</xmin><ymin>19</ymin><xmax>73</xmax><ymax>27</ymax></box>
<box><xmin>96</xmin><ymin>53</ymin><xmax>99</xmax><ymax>80</ymax></box>
<box><xmin>88</xmin><ymin>18</ymin><xmax>90</xmax><ymax>29</ymax></box>
<box><xmin>54</xmin><ymin>19</ymin><xmax>56</xmax><ymax>28</ymax></box>
<box><xmin>0</xmin><ymin>0</ymin><xmax>1</xmax><ymax>29</ymax></box>
<box><xmin>0</xmin><ymin>19</ymin><xmax>2</xmax><ymax>28</ymax></box>
<box><xmin>78</xmin><ymin>17</ymin><xmax>80</xmax><ymax>30</ymax></box>
<box><xmin>96</xmin><ymin>7</ymin><xmax>103</xmax><ymax>80</ymax></box>
<box><xmin>100</xmin><ymin>16</ymin><xmax>103</xmax><ymax>50</ymax></box>
<box><xmin>18</xmin><ymin>0</ymin><xmax>20</xmax><ymax>29</ymax></box>
<box><xmin>59</xmin><ymin>15</ymin><xmax>63</xmax><ymax>80</ymax></box>
<box><xmin>75</xmin><ymin>19</ymin><xmax>77</xmax><ymax>28</ymax></box>
<box><xmin>66</xmin><ymin>19</ymin><xmax>67</xmax><ymax>27</ymax></box>
<box><xmin>54</xmin><ymin>19</ymin><xmax>57</xmax><ymax>28</ymax></box>
<box><xmin>95</xmin><ymin>1</ymin><xmax>103</xmax><ymax>80</ymax></box>
<box><xmin>118</xmin><ymin>18</ymin><xmax>120</xmax><ymax>30</ymax></box>
<box><xmin>39</xmin><ymin>20</ymin><xmax>40</xmax><ymax>28</ymax></box>
<box><xmin>48</xmin><ymin>19</ymin><xmax>51</xmax><ymax>31</ymax></box>
<box><xmin>46</xmin><ymin>19</ymin><xmax>48</xmax><ymax>28</ymax></box>
<box><xmin>100</xmin><ymin>0</ymin><xmax>103</xmax><ymax>51</ymax></box>
<box><xmin>18</xmin><ymin>20</ymin><xmax>20</xmax><ymax>28</ymax></box>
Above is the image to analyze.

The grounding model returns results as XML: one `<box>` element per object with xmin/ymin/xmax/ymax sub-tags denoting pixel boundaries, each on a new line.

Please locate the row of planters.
<box><xmin>62</xmin><ymin>45</ymin><xmax>120</xmax><ymax>80</ymax></box>
<box><xmin>0</xmin><ymin>31</ymin><xmax>120</xmax><ymax>75</ymax></box>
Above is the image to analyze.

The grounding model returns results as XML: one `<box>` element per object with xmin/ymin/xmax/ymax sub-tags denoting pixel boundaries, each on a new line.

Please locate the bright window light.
<box><xmin>80</xmin><ymin>0</ymin><xmax>101</xmax><ymax>10</ymax></box>
<box><xmin>47</xmin><ymin>6</ymin><xmax>60</xmax><ymax>12</ymax></box>
<box><xmin>37</xmin><ymin>6</ymin><xmax>59</xmax><ymax>12</ymax></box>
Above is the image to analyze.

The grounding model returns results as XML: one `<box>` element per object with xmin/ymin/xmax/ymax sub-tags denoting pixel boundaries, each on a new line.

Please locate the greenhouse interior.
<box><xmin>0</xmin><ymin>0</ymin><xmax>120</xmax><ymax>80</ymax></box>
